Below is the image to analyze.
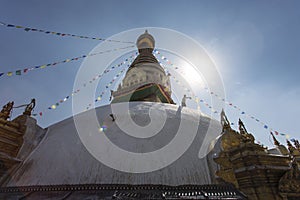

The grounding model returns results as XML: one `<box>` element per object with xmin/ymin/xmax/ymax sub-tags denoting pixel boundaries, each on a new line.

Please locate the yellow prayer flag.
<box><xmin>285</xmin><ymin>134</ymin><xmax>290</xmax><ymax>139</ymax></box>
<box><xmin>7</xmin><ymin>72</ymin><xmax>13</xmax><ymax>76</ymax></box>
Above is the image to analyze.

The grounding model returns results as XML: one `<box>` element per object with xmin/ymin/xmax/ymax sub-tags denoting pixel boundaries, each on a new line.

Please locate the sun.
<box><xmin>182</xmin><ymin>64</ymin><xmax>205</xmax><ymax>87</ymax></box>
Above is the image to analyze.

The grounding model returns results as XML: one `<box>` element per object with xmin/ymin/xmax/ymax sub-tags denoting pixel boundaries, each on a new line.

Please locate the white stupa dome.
<box><xmin>7</xmin><ymin>102</ymin><xmax>222</xmax><ymax>186</ymax></box>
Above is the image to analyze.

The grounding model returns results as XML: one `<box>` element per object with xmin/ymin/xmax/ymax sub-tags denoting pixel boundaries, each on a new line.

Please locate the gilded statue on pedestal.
<box><xmin>0</xmin><ymin>101</ymin><xmax>14</xmax><ymax>120</ymax></box>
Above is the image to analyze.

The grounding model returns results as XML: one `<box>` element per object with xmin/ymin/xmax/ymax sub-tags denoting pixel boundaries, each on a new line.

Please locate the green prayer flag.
<box><xmin>16</xmin><ymin>70</ymin><xmax>21</xmax><ymax>75</ymax></box>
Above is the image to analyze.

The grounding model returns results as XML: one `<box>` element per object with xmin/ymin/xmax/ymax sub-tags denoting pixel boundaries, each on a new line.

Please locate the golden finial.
<box><xmin>271</xmin><ymin>132</ymin><xmax>280</xmax><ymax>146</ymax></box>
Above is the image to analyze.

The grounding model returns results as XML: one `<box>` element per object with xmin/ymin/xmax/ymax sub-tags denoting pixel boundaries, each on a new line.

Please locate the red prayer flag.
<box><xmin>39</xmin><ymin>112</ymin><xmax>43</xmax><ymax>116</ymax></box>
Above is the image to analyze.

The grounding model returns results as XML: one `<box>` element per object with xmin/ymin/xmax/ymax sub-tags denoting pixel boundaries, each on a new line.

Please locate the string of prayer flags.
<box><xmin>0</xmin><ymin>46</ymin><xmax>135</xmax><ymax>78</ymax></box>
<box><xmin>0</xmin><ymin>21</ymin><xmax>134</xmax><ymax>44</ymax></box>
<box><xmin>85</xmin><ymin>62</ymin><xmax>134</xmax><ymax>110</ymax></box>
<box><xmin>33</xmin><ymin>52</ymin><xmax>137</xmax><ymax>117</ymax></box>
<box><xmin>162</xmin><ymin>60</ymin><xmax>274</xmax><ymax>147</ymax></box>
<box><xmin>154</xmin><ymin>49</ymin><xmax>291</xmax><ymax>140</ymax></box>
<box><xmin>47</xmin><ymin>57</ymin><xmax>134</xmax><ymax>110</ymax></box>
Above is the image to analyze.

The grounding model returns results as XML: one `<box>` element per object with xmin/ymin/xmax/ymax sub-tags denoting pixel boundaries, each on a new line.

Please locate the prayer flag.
<box><xmin>286</xmin><ymin>135</ymin><xmax>290</xmax><ymax>139</ymax></box>
<box><xmin>16</xmin><ymin>70</ymin><xmax>21</xmax><ymax>75</ymax></box>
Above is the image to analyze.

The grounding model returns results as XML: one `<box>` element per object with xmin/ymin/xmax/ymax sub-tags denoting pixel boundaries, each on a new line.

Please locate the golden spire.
<box><xmin>271</xmin><ymin>132</ymin><xmax>280</xmax><ymax>146</ymax></box>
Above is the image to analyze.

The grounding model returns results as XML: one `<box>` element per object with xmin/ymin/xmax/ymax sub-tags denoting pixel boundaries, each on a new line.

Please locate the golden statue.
<box><xmin>23</xmin><ymin>99</ymin><xmax>36</xmax><ymax>116</ymax></box>
<box><xmin>270</xmin><ymin>132</ymin><xmax>289</xmax><ymax>155</ymax></box>
<box><xmin>0</xmin><ymin>101</ymin><xmax>14</xmax><ymax>120</ymax></box>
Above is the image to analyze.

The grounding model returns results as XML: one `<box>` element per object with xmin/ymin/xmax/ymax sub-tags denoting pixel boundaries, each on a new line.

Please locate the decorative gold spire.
<box><xmin>270</xmin><ymin>132</ymin><xmax>289</xmax><ymax>155</ymax></box>
<box><xmin>238</xmin><ymin>118</ymin><xmax>247</xmax><ymax>134</ymax></box>
<box><xmin>0</xmin><ymin>101</ymin><xmax>14</xmax><ymax>120</ymax></box>
<box><xmin>23</xmin><ymin>98</ymin><xmax>36</xmax><ymax>116</ymax></box>
<box><xmin>220</xmin><ymin>109</ymin><xmax>231</xmax><ymax>132</ymax></box>
<box><xmin>238</xmin><ymin>118</ymin><xmax>255</xmax><ymax>143</ymax></box>
<box><xmin>271</xmin><ymin>132</ymin><xmax>280</xmax><ymax>146</ymax></box>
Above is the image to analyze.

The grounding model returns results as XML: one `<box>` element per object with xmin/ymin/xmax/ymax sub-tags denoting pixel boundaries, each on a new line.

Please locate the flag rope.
<box><xmin>0</xmin><ymin>21</ymin><xmax>134</xmax><ymax>44</ymax></box>
<box><xmin>0</xmin><ymin>45</ymin><xmax>135</xmax><ymax>78</ymax></box>
<box><xmin>154</xmin><ymin>49</ymin><xmax>291</xmax><ymax>140</ymax></box>
<box><xmin>31</xmin><ymin>52</ymin><xmax>138</xmax><ymax>116</ymax></box>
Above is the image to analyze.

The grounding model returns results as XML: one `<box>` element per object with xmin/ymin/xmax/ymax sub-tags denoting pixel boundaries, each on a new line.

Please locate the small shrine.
<box><xmin>214</xmin><ymin>110</ymin><xmax>300</xmax><ymax>200</ymax></box>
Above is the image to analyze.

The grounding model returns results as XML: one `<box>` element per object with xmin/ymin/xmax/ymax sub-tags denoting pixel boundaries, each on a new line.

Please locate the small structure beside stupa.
<box><xmin>213</xmin><ymin>110</ymin><xmax>300</xmax><ymax>200</ymax></box>
<box><xmin>0</xmin><ymin>100</ymin><xmax>45</xmax><ymax>185</ymax></box>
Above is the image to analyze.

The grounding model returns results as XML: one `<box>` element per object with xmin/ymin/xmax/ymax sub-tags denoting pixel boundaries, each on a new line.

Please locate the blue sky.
<box><xmin>0</xmin><ymin>0</ymin><xmax>299</xmax><ymax>147</ymax></box>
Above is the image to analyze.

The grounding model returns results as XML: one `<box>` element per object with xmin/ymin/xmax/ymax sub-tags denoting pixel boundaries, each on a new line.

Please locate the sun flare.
<box><xmin>182</xmin><ymin>64</ymin><xmax>204</xmax><ymax>87</ymax></box>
